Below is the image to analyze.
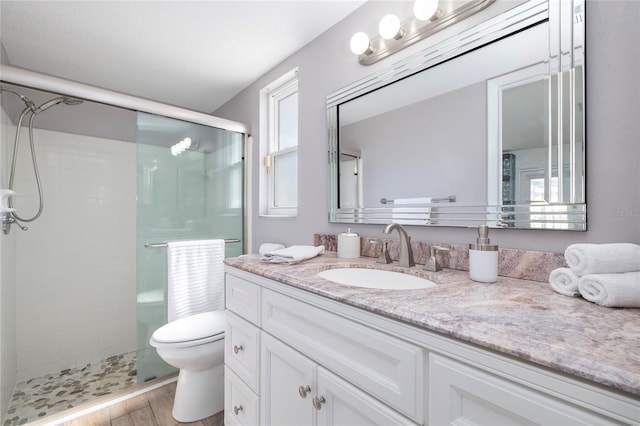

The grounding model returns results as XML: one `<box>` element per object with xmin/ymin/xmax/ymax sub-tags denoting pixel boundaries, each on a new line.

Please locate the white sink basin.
<box><xmin>318</xmin><ymin>268</ymin><xmax>436</xmax><ymax>290</ymax></box>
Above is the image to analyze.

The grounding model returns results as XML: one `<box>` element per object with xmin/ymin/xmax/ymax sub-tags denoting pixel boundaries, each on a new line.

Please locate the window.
<box><xmin>260</xmin><ymin>68</ymin><xmax>298</xmax><ymax>216</ymax></box>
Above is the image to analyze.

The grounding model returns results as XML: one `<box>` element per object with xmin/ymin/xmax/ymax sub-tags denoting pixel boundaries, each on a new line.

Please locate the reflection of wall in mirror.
<box><xmin>340</xmin><ymin>82</ymin><xmax>486</xmax><ymax>207</ymax></box>
<box><xmin>339</xmin><ymin>153</ymin><xmax>362</xmax><ymax>208</ymax></box>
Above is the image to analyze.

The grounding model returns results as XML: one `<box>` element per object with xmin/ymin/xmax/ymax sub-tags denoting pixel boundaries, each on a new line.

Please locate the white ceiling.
<box><xmin>0</xmin><ymin>1</ymin><xmax>365</xmax><ymax>114</ymax></box>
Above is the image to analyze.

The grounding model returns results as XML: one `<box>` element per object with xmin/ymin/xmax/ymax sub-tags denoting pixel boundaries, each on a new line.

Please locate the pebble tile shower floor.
<box><xmin>3</xmin><ymin>351</ymin><xmax>137</xmax><ymax>425</ymax></box>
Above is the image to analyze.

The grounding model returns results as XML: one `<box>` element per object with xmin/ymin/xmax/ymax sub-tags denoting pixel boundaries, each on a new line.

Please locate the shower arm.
<box><xmin>0</xmin><ymin>85</ymin><xmax>37</xmax><ymax>112</ymax></box>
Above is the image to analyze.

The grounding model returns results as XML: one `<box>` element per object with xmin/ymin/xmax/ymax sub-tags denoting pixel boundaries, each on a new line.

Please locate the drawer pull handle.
<box><xmin>298</xmin><ymin>385</ymin><xmax>311</xmax><ymax>398</ymax></box>
<box><xmin>233</xmin><ymin>344</ymin><xmax>244</xmax><ymax>354</ymax></box>
<box><xmin>233</xmin><ymin>405</ymin><xmax>243</xmax><ymax>415</ymax></box>
<box><xmin>312</xmin><ymin>396</ymin><xmax>326</xmax><ymax>410</ymax></box>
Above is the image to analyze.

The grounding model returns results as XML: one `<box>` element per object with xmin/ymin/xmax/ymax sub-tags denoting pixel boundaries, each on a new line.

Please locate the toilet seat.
<box><xmin>150</xmin><ymin>311</ymin><xmax>225</xmax><ymax>348</ymax></box>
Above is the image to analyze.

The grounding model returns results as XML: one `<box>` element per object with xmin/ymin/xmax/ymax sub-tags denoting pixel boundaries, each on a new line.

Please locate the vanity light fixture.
<box><xmin>350</xmin><ymin>32</ymin><xmax>373</xmax><ymax>55</ymax></box>
<box><xmin>414</xmin><ymin>0</ymin><xmax>442</xmax><ymax>21</ymax></box>
<box><xmin>378</xmin><ymin>14</ymin><xmax>404</xmax><ymax>40</ymax></box>
<box><xmin>350</xmin><ymin>0</ymin><xmax>495</xmax><ymax>66</ymax></box>
<box><xmin>171</xmin><ymin>137</ymin><xmax>192</xmax><ymax>156</ymax></box>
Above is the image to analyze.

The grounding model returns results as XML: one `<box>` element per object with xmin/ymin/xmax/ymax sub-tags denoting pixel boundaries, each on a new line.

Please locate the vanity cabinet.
<box><xmin>429</xmin><ymin>353</ymin><xmax>621</xmax><ymax>425</ymax></box>
<box><xmin>261</xmin><ymin>328</ymin><xmax>419</xmax><ymax>426</ymax></box>
<box><xmin>224</xmin><ymin>266</ymin><xmax>640</xmax><ymax>426</ymax></box>
<box><xmin>260</xmin><ymin>286</ymin><xmax>424</xmax><ymax>423</ymax></box>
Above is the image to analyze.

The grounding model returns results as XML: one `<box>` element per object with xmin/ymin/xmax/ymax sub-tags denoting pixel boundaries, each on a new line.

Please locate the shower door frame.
<box><xmin>0</xmin><ymin>64</ymin><xmax>252</xmax><ymax>253</ymax></box>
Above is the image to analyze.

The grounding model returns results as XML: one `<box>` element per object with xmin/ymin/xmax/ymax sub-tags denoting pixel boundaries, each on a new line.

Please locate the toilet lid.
<box><xmin>152</xmin><ymin>311</ymin><xmax>225</xmax><ymax>344</ymax></box>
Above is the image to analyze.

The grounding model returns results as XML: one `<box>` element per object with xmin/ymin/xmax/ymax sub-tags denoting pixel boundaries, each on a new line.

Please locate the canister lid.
<box><xmin>339</xmin><ymin>228</ymin><xmax>359</xmax><ymax>237</ymax></box>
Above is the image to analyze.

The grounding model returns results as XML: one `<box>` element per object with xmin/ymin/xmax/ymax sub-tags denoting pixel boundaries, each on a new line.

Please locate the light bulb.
<box><xmin>350</xmin><ymin>32</ymin><xmax>371</xmax><ymax>55</ymax></box>
<box><xmin>414</xmin><ymin>0</ymin><xmax>440</xmax><ymax>21</ymax></box>
<box><xmin>379</xmin><ymin>14</ymin><xmax>403</xmax><ymax>40</ymax></box>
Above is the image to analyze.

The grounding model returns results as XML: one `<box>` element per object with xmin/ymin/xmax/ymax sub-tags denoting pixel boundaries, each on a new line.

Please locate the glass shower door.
<box><xmin>135</xmin><ymin>112</ymin><xmax>244</xmax><ymax>383</ymax></box>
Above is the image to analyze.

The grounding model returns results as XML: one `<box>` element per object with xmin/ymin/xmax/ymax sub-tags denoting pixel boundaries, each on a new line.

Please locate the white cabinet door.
<box><xmin>315</xmin><ymin>366</ymin><xmax>419</xmax><ymax>426</ymax></box>
<box><xmin>261</xmin><ymin>332</ymin><xmax>316</xmax><ymax>426</ymax></box>
<box><xmin>429</xmin><ymin>353</ymin><xmax>621</xmax><ymax>426</ymax></box>
<box><xmin>262</xmin><ymin>288</ymin><xmax>424</xmax><ymax>423</ymax></box>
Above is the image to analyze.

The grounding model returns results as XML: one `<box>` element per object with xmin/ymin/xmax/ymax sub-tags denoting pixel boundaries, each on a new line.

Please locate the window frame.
<box><xmin>260</xmin><ymin>68</ymin><xmax>299</xmax><ymax>217</ymax></box>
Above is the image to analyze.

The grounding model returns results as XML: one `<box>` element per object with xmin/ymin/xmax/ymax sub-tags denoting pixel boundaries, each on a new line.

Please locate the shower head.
<box><xmin>35</xmin><ymin>96</ymin><xmax>83</xmax><ymax>113</ymax></box>
<box><xmin>62</xmin><ymin>97</ymin><xmax>83</xmax><ymax>106</ymax></box>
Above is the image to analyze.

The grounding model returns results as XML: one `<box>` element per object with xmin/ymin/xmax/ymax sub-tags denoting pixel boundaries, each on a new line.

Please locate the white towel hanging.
<box><xmin>167</xmin><ymin>239</ymin><xmax>225</xmax><ymax>322</ymax></box>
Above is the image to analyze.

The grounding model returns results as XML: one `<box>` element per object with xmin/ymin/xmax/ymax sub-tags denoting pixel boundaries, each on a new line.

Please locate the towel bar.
<box><xmin>379</xmin><ymin>195</ymin><xmax>456</xmax><ymax>205</ymax></box>
<box><xmin>145</xmin><ymin>239</ymin><xmax>241</xmax><ymax>249</ymax></box>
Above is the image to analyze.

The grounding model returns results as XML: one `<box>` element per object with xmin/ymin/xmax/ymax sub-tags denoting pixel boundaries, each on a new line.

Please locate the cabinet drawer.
<box><xmin>226</xmin><ymin>311</ymin><xmax>261</xmax><ymax>392</ymax></box>
<box><xmin>429</xmin><ymin>353</ymin><xmax>620</xmax><ymax>426</ymax></box>
<box><xmin>226</xmin><ymin>273</ymin><xmax>261</xmax><ymax>325</ymax></box>
<box><xmin>262</xmin><ymin>288</ymin><xmax>424</xmax><ymax>423</ymax></box>
<box><xmin>225</xmin><ymin>366</ymin><xmax>259</xmax><ymax>426</ymax></box>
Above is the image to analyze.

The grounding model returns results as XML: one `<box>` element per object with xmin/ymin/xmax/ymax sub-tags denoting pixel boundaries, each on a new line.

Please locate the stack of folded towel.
<box><xmin>260</xmin><ymin>245</ymin><xmax>325</xmax><ymax>264</ymax></box>
<box><xmin>549</xmin><ymin>243</ymin><xmax>640</xmax><ymax>307</ymax></box>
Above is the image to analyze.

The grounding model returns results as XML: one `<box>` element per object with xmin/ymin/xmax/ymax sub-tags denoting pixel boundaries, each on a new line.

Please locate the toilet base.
<box><xmin>172</xmin><ymin>363</ymin><xmax>224</xmax><ymax>422</ymax></box>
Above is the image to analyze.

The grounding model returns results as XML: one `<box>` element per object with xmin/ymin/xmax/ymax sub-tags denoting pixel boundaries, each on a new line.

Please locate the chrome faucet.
<box><xmin>382</xmin><ymin>223</ymin><xmax>415</xmax><ymax>267</ymax></box>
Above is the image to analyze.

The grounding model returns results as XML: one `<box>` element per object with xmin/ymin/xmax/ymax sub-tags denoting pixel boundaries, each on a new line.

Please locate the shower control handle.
<box><xmin>13</xmin><ymin>218</ymin><xmax>28</xmax><ymax>231</ymax></box>
<box><xmin>2</xmin><ymin>213</ymin><xmax>28</xmax><ymax>235</ymax></box>
<box><xmin>233</xmin><ymin>405</ymin><xmax>243</xmax><ymax>415</ymax></box>
<box><xmin>233</xmin><ymin>344</ymin><xmax>244</xmax><ymax>354</ymax></box>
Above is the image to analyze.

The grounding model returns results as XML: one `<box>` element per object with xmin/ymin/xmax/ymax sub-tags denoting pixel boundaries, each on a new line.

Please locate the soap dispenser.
<box><xmin>469</xmin><ymin>225</ymin><xmax>498</xmax><ymax>283</ymax></box>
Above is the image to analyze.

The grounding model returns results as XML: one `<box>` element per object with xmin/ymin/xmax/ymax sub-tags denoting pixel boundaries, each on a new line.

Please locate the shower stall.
<box><xmin>0</xmin><ymin>67</ymin><xmax>247</xmax><ymax>424</ymax></box>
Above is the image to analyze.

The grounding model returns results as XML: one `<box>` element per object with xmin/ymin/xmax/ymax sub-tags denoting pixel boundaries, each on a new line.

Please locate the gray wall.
<box><xmin>341</xmin><ymin>82</ymin><xmax>487</xmax><ymax>206</ymax></box>
<box><xmin>214</xmin><ymin>0</ymin><xmax>640</xmax><ymax>254</ymax></box>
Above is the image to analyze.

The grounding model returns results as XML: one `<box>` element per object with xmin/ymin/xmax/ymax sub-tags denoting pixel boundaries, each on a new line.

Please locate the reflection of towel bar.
<box><xmin>379</xmin><ymin>195</ymin><xmax>456</xmax><ymax>205</ymax></box>
<box><xmin>145</xmin><ymin>239</ymin><xmax>241</xmax><ymax>248</ymax></box>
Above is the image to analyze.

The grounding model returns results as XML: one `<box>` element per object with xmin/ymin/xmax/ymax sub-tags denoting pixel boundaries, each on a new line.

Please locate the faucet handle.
<box><xmin>431</xmin><ymin>243</ymin><xmax>452</xmax><ymax>253</ymax></box>
<box><xmin>371</xmin><ymin>239</ymin><xmax>392</xmax><ymax>264</ymax></box>
<box><xmin>424</xmin><ymin>244</ymin><xmax>453</xmax><ymax>272</ymax></box>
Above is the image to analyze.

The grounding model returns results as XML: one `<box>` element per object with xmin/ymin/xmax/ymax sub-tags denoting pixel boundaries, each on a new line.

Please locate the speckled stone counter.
<box><xmin>224</xmin><ymin>253</ymin><xmax>640</xmax><ymax>398</ymax></box>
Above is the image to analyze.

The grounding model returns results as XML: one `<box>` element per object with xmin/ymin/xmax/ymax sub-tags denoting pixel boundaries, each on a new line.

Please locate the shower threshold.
<box><xmin>4</xmin><ymin>351</ymin><xmax>137</xmax><ymax>425</ymax></box>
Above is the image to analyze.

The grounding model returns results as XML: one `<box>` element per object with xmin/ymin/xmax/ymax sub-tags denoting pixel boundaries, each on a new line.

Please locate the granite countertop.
<box><xmin>224</xmin><ymin>252</ymin><xmax>640</xmax><ymax>398</ymax></box>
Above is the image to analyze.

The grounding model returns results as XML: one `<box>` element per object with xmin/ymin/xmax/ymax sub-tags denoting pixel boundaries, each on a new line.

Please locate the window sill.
<box><xmin>259</xmin><ymin>213</ymin><xmax>297</xmax><ymax>219</ymax></box>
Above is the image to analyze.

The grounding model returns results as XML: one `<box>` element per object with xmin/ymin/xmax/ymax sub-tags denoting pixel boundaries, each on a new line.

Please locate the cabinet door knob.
<box><xmin>312</xmin><ymin>395</ymin><xmax>326</xmax><ymax>410</ymax></box>
<box><xmin>298</xmin><ymin>385</ymin><xmax>311</xmax><ymax>398</ymax></box>
<box><xmin>233</xmin><ymin>344</ymin><xmax>244</xmax><ymax>354</ymax></box>
<box><xmin>233</xmin><ymin>405</ymin><xmax>243</xmax><ymax>415</ymax></box>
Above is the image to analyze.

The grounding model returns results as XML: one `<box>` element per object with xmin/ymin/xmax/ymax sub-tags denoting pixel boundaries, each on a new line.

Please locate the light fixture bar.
<box><xmin>358</xmin><ymin>0</ymin><xmax>496</xmax><ymax>66</ymax></box>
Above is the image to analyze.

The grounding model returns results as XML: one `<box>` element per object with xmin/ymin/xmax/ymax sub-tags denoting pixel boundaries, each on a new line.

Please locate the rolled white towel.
<box><xmin>565</xmin><ymin>243</ymin><xmax>640</xmax><ymax>276</ymax></box>
<box><xmin>261</xmin><ymin>245</ymin><xmax>325</xmax><ymax>264</ymax></box>
<box><xmin>549</xmin><ymin>268</ymin><xmax>581</xmax><ymax>297</ymax></box>
<box><xmin>578</xmin><ymin>272</ymin><xmax>640</xmax><ymax>308</ymax></box>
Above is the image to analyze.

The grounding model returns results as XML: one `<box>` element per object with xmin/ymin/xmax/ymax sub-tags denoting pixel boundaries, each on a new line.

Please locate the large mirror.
<box><xmin>327</xmin><ymin>0</ymin><xmax>586</xmax><ymax>230</ymax></box>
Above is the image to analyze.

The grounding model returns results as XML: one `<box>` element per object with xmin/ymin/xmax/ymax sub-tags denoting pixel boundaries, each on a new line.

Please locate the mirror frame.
<box><xmin>327</xmin><ymin>0</ymin><xmax>586</xmax><ymax>230</ymax></box>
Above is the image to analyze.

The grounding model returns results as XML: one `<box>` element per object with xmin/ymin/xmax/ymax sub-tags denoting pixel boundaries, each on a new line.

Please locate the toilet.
<box><xmin>149</xmin><ymin>310</ymin><xmax>226</xmax><ymax>422</ymax></box>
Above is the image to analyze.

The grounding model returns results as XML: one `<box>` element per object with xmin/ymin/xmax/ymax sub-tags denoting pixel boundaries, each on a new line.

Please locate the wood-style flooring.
<box><xmin>29</xmin><ymin>381</ymin><xmax>224</xmax><ymax>426</ymax></box>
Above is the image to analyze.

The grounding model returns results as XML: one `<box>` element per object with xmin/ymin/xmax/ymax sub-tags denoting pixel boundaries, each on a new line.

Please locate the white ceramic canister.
<box><xmin>337</xmin><ymin>228</ymin><xmax>361</xmax><ymax>259</ymax></box>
